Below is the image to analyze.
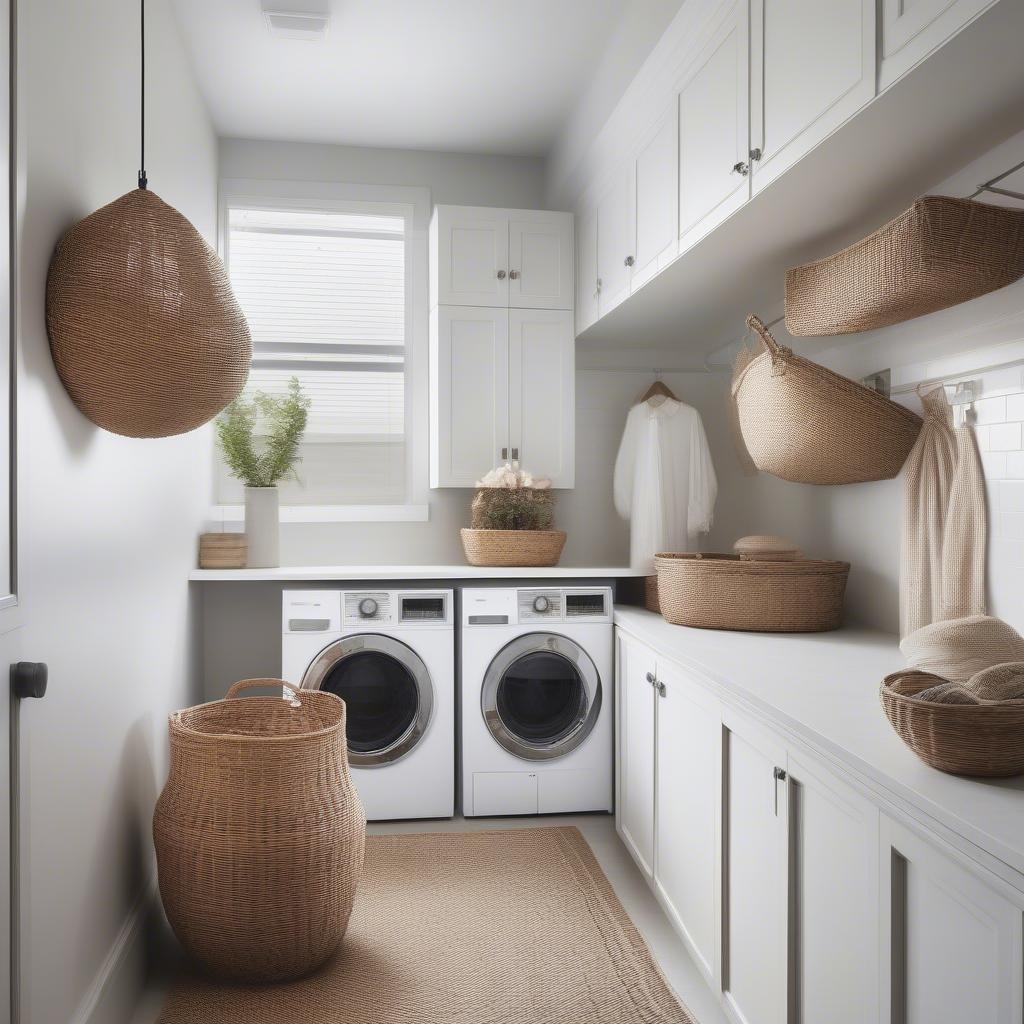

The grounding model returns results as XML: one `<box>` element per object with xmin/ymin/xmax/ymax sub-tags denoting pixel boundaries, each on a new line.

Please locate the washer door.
<box><xmin>302</xmin><ymin>634</ymin><xmax>433</xmax><ymax>767</ymax></box>
<box><xmin>481</xmin><ymin>633</ymin><xmax>602</xmax><ymax>761</ymax></box>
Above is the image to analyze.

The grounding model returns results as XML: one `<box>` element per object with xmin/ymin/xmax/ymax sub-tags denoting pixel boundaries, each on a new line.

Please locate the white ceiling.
<box><xmin>171</xmin><ymin>0</ymin><xmax>631</xmax><ymax>156</ymax></box>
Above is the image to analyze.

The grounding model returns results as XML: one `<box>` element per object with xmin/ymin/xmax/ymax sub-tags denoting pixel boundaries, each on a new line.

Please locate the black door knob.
<box><xmin>12</xmin><ymin>662</ymin><xmax>47</xmax><ymax>700</ymax></box>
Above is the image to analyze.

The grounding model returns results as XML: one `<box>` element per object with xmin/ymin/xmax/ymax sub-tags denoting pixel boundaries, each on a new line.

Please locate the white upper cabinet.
<box><xmin>880</xmin><ymin>0</ymin><xmax>996</xmax><ymax>89</ymax></box>
<box><xmin>678</xmin><ymin>2</ymin><xmax>750</xmax><ymax>252</ymax></box>
<box><xmin>575</xmin><ymin>205</ymin><xmax>599</xmax><ymax>334</ymax></box>
<box><xmin>595</xmin><ymin>167</ymin><xmax>635</xmax><ymax>317</ymax></box>
<box><xmin>431</xmin><ymin>206</ymin><xmax>572</xmax><ymax>310</ymax></box>
<box><xmin>750</xmin><ymin>0</ymin><xmax>876</xmax><ymax>193</ymax></box>
<box><xmin>631</xmin><ymin>105</ymin><xmax>679</xmax><ymax>291</ymax></box>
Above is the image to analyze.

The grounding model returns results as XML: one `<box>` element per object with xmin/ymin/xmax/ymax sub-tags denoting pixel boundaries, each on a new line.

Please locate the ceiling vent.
<box><xmin>264</xmin><ymin>10</ymin><xmax>330</xmax><ymax>39</ymax></box>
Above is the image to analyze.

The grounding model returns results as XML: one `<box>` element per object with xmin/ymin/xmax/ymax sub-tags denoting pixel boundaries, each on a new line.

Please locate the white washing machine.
<box><xmin>460</xmin><ymin>587</ymin><xmax>613</xmax><ymax>817</ymax></box>
<box><xmin>282</xmin><ymin>589</ymin><xmax>455</xmax><ymax>821</ymax></box>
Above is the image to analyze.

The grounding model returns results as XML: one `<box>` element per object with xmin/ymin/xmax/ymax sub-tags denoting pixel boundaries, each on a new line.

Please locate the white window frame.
<box><xmin>215</xmin><ymin>178</ymin><xmax>432</xmax><ymax>523</ymax></box>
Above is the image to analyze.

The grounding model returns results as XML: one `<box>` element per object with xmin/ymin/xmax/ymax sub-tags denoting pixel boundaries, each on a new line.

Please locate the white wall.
<box><xmin>17</xmin><ymin>2</ymin><xmax>217</xmax><ymax>1022</ymax></box>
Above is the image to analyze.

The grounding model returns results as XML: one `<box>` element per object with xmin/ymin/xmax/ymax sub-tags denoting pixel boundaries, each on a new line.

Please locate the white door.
<box><xmin>430</xmin><ymin>306</ymin><xmax>509</xmax><ymax>487</ymax></box>
<box><xmin>750</xmin><ymin>0</ymin><xmax>875</xmax><ymax>192</ymax></box>
<box><xmin>678</xmin><ymin>2</ymin><xmax>750</xmax><ymax>251</ymax></box>
<box><xmin>575</xmin><ymin>205</ymin><xmax>599</xmax><ymax>335</ymax></box>
<box><xmin>879</xmin><ymin>0</ymin><xmax>995</xmax><ymax>88</ymax></box>
<box><xmin>654</xmin><ymin>658</ymin><xmax>721</xmax><ymax>985</ymax></box>
<box><xmin>508</xmin><ymin>309</ymin><xmax>574</xmax><ymax>488</ymax></box>
<box><xmin>433</xmin><ymin>206</ymin><xmax>510</xmax><ymax>307</ymax></box>
<box><xmin>788</xmin><ymin>752</ymin><xmax>879</xmax><ymax>1024</ymax></box>
<box><xmin>630</xmin><ymin>104</ymin><xmax>678</xmax><ymax>291</ymax></box>
<box><xmin>615</xmin><ymin>633</ymin><xmax>656</xmax><ymax>879</ymax></box>
<box><xmin>596</xmin><ymin>167</ymin><xmax>634</xmax><ymax>316</ymax></box>
<box><xmin>722</xmin><ymin>707</ymin><xmax>789</xmax><ymax>1024</ymax></box>
<box><xmin>508</xmin><ymin>214</ymin><xmax>573</xmax><ymax>311</ymax></box>
<box><xmin>880</xmin><ymin>817</ymin><xmax>1024</xmax><ymax>1024</ymax></box>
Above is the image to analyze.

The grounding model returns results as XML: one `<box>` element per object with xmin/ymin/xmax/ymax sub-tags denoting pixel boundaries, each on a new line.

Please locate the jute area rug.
<box><xmin>158</xmin><ymin>826</ymin><xmax>696</xmax><ymax>1023</ymax></box>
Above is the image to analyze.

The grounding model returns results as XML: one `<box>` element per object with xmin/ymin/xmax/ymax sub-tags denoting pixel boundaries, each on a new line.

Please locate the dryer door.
<box><xmin>481</xmin><ymin>633</ymin><xmax>602</xmax><ymax>761</ymax></box>
<box><xmin>302</xmin><ymin>634</ymin><xmax>433</xmax><ymax>767</ymax></box>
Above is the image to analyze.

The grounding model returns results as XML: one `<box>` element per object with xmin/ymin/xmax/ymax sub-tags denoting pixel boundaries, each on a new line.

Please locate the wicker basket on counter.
<box><xmin>654</xmin><ymin>552</ymin><xmax>849</xmax><ymax>632</ymax></box>
<box><xmin>880</xmin><ymin>670</ymin><xmax>1024</xmax><ymax>777</ymax></box>
<box><xmin>461</xmin><ymin>528</ymin><xmax>567</xmax><ymax>567</ymax></box>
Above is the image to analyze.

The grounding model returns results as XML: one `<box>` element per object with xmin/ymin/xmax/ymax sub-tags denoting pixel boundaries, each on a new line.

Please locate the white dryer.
<box><xmin>460</xmin><ymin>587</ymin><xmax>613</xmax><ymax>817</ymax></box>
<box><xmin>282</xmin><ymin>589</ymin><xmax>455</xmax><ymax>821</ymax></box>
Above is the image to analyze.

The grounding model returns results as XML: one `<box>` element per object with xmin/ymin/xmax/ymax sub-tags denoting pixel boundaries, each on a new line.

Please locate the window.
<box><xmin>218</xmin><ymin>201</ymin><xmax>412</xmax><ymax>507</ymax></box>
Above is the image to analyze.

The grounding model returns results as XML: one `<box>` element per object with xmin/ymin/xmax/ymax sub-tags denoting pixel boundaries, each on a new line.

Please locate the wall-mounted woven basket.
<box><xmin>733</xmin><ymin>315</ymin><xmax>922</xmax><ymax>485</ymax></box>
<box><xmin>881</xmin><ymin>670</ymin><xmax>1024</xmax><ymax>777</ymax></box>
<box><xmin>654</xmin><ymin>552</ymin><xmax>849</xmax><ymax>632</ymax></box>
<box><xmin>785</xmin><ymin>196</ymin><xmax>1024</xmax><ymax>336</ymax></box>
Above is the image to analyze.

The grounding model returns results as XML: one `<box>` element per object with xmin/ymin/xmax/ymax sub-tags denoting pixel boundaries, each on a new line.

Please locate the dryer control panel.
<box><xmin>463</xmin><ymin>587</ymin><xmax>611</xmax><ymax>626</ymax></box>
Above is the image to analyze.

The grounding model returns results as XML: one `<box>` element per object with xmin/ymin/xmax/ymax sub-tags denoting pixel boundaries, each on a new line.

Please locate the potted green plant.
<box><xmin>215</xmin><ymin>378</ymin><xmax>310</xmax><ymax>568</ymax></box>
<box><xmin>461</xmin><ymin>462</ymin><xmax>566</xmax><ymax>567</ymax></box>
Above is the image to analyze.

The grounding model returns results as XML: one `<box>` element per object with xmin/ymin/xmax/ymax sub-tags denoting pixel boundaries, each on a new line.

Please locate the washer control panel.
<box><xmin>344</xmin><ymin>591</ymin><xmax>391</xmax><ymax>624</ymax></box>
<box><xmin>463</xmin><ymin>587</ymin><xmax>612</xmax><ymax>626</ymax></box>
<box><xmin>519</xmin><ymin>590</ymin><xmax>562</xmax><ymax>621</ymax></box>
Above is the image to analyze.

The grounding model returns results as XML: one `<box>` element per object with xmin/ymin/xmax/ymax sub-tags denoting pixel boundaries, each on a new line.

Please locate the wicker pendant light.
<box><xmin>45</xmin><ymin>1</ymin><xmax>251</xmax><ymax>438</ymax></box>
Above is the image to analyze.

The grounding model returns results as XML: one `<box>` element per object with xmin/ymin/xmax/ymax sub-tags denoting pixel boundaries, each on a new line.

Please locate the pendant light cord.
<box><xmin>138</xmin><ymin>0</ymin><xmax>147</xmax><ymax>189</ymax></box>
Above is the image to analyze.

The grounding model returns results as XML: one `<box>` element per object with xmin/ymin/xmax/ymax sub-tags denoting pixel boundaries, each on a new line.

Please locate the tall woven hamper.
<box><xmin>153</xmin><ymin>680</ymin><xmax>366</xmax><ymax>982</ymax></box>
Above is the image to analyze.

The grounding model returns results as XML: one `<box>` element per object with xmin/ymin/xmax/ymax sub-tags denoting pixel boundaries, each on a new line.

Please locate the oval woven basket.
<box><xmin>46</xmin><ymin>188</ymin><xmax>252</xmax><ymax>438</ymax></box>
<box><xmin>654</xmin><ymin>552</ymin><xmax>849</xmax><ymax>632</ymax></box>
<box><xmin>733</xmin><ymin>315</ymin><xmax>923</xmax><ymax>485</ymax></box>
<box><xmin>785</xmin><ymin>196</ymin><xmax>1024</xmax><ymax>336</ymax></box>
<box><xmin>153</xmin><ymin>680</ymin><xmax>366</xmax><ymax>982</ymax></box>
<box><xmin>461</xmin><ymin>528</ymin><xmax>566</xmax><ymax>567</ymax></box>
<box><xmin>881</xmin><ymin>670</ymin><xmax>1024</xmax><ymax>777</ymax></box>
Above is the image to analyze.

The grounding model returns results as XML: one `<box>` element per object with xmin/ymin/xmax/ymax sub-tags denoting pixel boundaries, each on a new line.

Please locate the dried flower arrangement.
<box><xmin>470</xmin><ymin>463</ymin><xmax>555</xmax><ymax>531</ymax></box>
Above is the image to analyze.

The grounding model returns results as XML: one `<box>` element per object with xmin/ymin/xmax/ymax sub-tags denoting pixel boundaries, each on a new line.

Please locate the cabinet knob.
<box><xmin>511</xmin><ymin>447</ymin><xmax>519</xmax><ymax>461</ymax></box>
<box><xmin>501</xmin><ymin>447</ymin><xmax>508</xmax><ymax>460</ymax></box>
<box><xmin>749</xmin><ymin>147</ymin><xmax>763</xmax><ymax>162</ymax></box>
<box><xmin>773</xmin><ymin>766</ymin><xmax>787</xmax><ymax>782</ymax></box>
<box><xmin>12</xmin><ymin>662</ymin><xmax>48</xmax><ymax>700</ymax></box>
<box><xmin>731</xmin><ymin>161</ymin><xmax>749</xmax><ymax>176</ymax></box>
<box><xmin>497</xmin><ymin>270</ymin><xmax>507</xmax><ymax>280</ymax></box>
<box><xmin>624</xmin><ymin>255</ymin><xmax>635</xmax><ymax>267</ymax></box>
<box><xmin>509</xmin><ymin>270</ymin><xmax>520</xmax><ymax>280</ymax></box>
<box><xmin>595</xmin><ymin>277</ymin><xmax>602</xmax><ymax>293</ymax></box>
<box><xmin>656</xmin><ymin>681</ymin><xmax>666</xmax><ymax>697</ymax></box>
<box><xmin>645</xmin><ymin>671</ymin><xmax>655</xmax><ymax>684</ymax></box>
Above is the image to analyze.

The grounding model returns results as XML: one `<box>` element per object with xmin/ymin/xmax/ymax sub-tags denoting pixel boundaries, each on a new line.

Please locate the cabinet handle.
<box><xmin>624</xmin><ymin>255</ymin><xmax>635</xmax><ymax>268</ymax></box>
<box><xmin>645</xmin><ymin>671</ymin><xmax>655</xmax><ymax>685</ymax></box>
<box><xmin>749</xmin><ymin>147</ymin><xmax>762</xmax><ymax>162</ymax></box>
<box><xmin>497</xmin><ymin>270</ymin><xmax>507</xmax><ymax>280</ymax></box>
<box><xmin>501</xmin><ymin>447</ymin><xmax>508</xmax><ymax>460</ymax></box>
<box><xmin>511</xmin><ymin>447</ymin><xmax>519</xmax><ymax>461</ymax></box>
<box><xmin>731</xmin><ymin>161</ymin><xmax>749</xmax><ymax>176</ymax></box>
<box><xmin>509</xmin><ymin>270</ymin><xmax>520</xmax><ymax>280</ymax></box>
<box><xmin>656</xmin><ymin>680</ymin><xmax>666</xmax><ymax>697</ymax></box>
<box><xmin>773</xmin><ymin>766</ymin><xmax>787</xmax><ymax>816</ymax></box>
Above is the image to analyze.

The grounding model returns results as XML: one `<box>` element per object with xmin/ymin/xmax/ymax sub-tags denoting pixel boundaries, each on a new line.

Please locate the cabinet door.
<box><xmin>596</xmin><ymin>167</ymin><xmax>634</xmax><ymax>317</ymax></box>
<box><xmin>429</xmin><ymin>306</ymin><xmax>509</xmax><ymax>487</ymax></box>
<box><xmin>879</xmin><ymin>0</ymin><xmax>995</xmax><ymax>89</ymax></box>
<box><xmin>880</xmin><ymin>817</ymin><xmax>1024</xmax><ymax>1024</ymax></box>
<box><xmin>615</xmin><ymin>632</ymin><xmax>656</xmax><ymax>879</ymax></box>
<box><xmin>654</xmin><ymin>659</ymin><xmax>722</xmax><ymax>985</ymax></box>
<box><xmin>508</xmin><ymin>309</ymin><xmax>574</xmax><ymax>488</ymax></box>
<box><xmin>631</xmin><ymin>105</ymin><xmax>678</xmax><ymax>291</ymax></box>
<box><xmin>750</xmin><ymin>0</ymin><xmax>875</xmax><ymax>193</ymax></box>
<box><xmin>508</xmin><ymin>213</ymin><xmax>573</xmax><ymax>310</ymax></box>
<box><xmin>789</xmin><ymin>751</ymin><xmax>879</xmax><ymax>1024</ymax></box>
<box><xmin>678</xmin><ymin>2</ymin><xmax>750</xmax><ymax>252</ymax></box>
<box><xmin>575</xmin><ymin>205</ymin><xmax>599</xmax><ymax>335</ymax></box>
<box><xmin>722</xmin><ymin>707</ymin><xmax>789</xmax><ymax>1024</ymax></box>
<box><xmin>434</xmin><ymin>206</ymin><xmax>509</xmax><ymax>307</ymax></box>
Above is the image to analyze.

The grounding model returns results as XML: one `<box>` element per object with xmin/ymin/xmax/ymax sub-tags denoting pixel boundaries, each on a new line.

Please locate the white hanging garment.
<box><xmin>613</xmin><ymin>397</ymin><xmax>718</xmax><ymax>573</ymax></box>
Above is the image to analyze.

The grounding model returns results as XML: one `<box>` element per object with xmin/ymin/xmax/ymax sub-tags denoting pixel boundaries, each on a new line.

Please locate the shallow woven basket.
<box><xmin>47</xmin><ymin>188</ymin><xmax>251</xmax><ymax>438</ymax></box>
<box><xmin>733</xmin><ymin>315</ymin><xmax>922</xmax><ymax>485</ymax></box>
<box><xmin>786</xmin><ymin>196</ymin><xmax>1024</xmax><ymax>336</ymax></box>
<box><xmin>153</xmin><ymin>680</ymin><xmax>366</xmax><ymax>982</ymax></box>
<box><xmin>461</xmin><ymin>528</ymin><xmax>566</xmax><ymax>567</ymax></box>
<box><xmin>881</xmin><ymin>670</ymin><xmax>1024</xmax><ymax>777</ymax></box>
<box><xmin>654</xmin><ymin>553</ymin><xmax>849</xmax><ymax>632</ymax></box>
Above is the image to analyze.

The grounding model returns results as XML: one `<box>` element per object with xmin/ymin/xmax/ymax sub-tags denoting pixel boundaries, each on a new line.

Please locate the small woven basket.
<box><xmin>733</xmin><ymin>315</ymin><xmax>922</xmax><ymax>485</ymax></box>
<box><xmin>153</xmin><ymin>680</ymin><xmax>366</xmax><ymax>982</ymax></box>
<box><xmin>880</xmin><ymin>670</ymin><xmax>1024</xmax><ymax>777</ymax></box>
<box><xmin>461</xmin><ymin>528</ymin><xmax>566</xmax><ymax>567</ymax></box>
<box><xmin>654</xmin><ymin>553</ymin><xmax>849</xmax><ymax>632</ymax></box>
<box><xmin>785</xmin><ymin>196</ymin><xmax>1024</xmax><ymax>336</ymax></box>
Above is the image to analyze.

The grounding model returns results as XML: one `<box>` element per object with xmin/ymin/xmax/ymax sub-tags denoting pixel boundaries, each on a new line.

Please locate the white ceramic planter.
<box><xmin>244</xmin><ymin>487</ymin><xmax>280</xmax><ymax>568</ymax></box>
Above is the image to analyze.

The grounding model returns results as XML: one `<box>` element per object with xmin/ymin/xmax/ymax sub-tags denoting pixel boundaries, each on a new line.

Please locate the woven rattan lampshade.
<box><xmin>46</xmin><ymin>188</ymin><xmax>251</xmax><ymax>438</ymax></box>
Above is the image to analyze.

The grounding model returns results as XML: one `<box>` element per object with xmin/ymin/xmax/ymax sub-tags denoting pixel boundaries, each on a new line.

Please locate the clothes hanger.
<box><xmin>640</xmin><ymin>374</ymin><xmax>677</xmax><ymax>407</ymax></box>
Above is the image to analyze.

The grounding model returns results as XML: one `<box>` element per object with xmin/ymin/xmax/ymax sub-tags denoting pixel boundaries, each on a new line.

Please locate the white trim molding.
<box><xmin>209</xmin><ymin>504</ymin><xmax>431</xmax><ymax>526</ymax></box>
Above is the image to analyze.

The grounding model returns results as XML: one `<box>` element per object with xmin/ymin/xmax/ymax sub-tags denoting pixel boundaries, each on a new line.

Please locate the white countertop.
<box><xmin>189</xmin><ymin>564</ymin><xmax>645</xmax><ymax>582</ymax></box>
<box><xmin>615</xmin><ymin>607</ymin><xmax>1024</xmax><ymax>883</ymax></box>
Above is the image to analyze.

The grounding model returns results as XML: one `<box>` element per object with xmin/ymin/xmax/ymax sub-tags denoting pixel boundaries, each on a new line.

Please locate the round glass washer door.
<box><xmin>481</xmin><ymin>633</ymin><xmax>602</xmax><ymax>762</ymax></box>
<box><xmin>301</xmin><ymin>634</ymin><xmax>433</xmax><ymax>767</ymax></box>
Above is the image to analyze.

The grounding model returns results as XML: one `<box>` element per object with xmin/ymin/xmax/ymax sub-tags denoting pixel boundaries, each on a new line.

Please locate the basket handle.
<box><xmin>746</xmin><ymin>314</ymin><xmax>791</xmax><ymax>375</ymax></box>
<box><xmin>225</xmin><ymin>678</ymin><xmax>304</xmax><ymax>704</ymax></box>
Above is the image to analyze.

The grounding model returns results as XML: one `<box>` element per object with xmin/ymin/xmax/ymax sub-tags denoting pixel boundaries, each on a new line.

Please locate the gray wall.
<box><xmin>17</xmin><ymin>2</ymin><xmax>217</xmax><ymax>1021</ymax></box>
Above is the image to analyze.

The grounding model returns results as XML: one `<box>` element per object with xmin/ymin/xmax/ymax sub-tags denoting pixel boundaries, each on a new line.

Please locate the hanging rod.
<box><xmin>968</xmin><ymin>156</ymin><xmax>1024</xmax><ymax>202</ymax></box>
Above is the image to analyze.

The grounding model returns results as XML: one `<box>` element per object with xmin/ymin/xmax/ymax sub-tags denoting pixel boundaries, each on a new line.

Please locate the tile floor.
<box><xmin>133</xmin><ymin>814</ymin><xmax>727</xmax><ymax>1024</ymax></box>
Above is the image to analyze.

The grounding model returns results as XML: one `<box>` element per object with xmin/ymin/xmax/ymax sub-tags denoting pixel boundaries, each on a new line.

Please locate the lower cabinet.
<box><xmin>615</xmin><ymin>627</ymin><xmax>1024</xmax><ymax>1024</ymax></box>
